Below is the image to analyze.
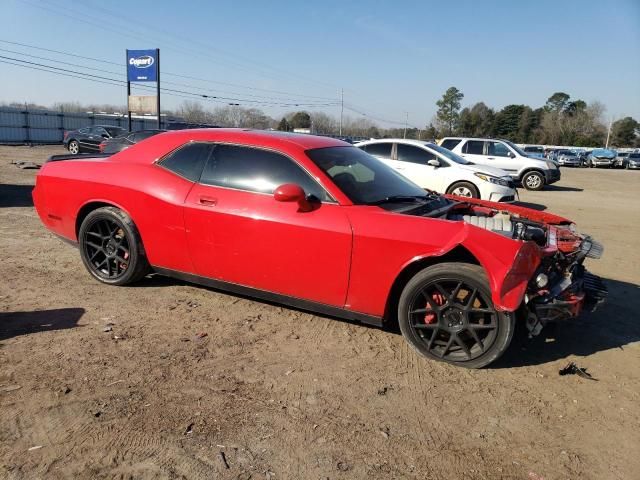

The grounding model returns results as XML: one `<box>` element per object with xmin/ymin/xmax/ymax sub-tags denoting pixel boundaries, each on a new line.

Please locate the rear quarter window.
<box><xmin>158</xmin><ymin>142</ymin><xmax>213</xmax><ymax>182</ymax></box>
<box><xmin>440</xmin><ymin>139</ymin><xmax>462</xmax><ymax>150</ymax></box>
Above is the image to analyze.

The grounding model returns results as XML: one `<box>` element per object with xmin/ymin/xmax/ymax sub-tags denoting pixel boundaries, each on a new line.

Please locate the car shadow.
<box><xmin>514</xmin><ymin>201</ymin><xmax>547</xmax><ymax>211</ymax></box>
<box><xmin>0</xmin><ymin>184</ymin><xmax>34</xmax><ymax>208</ymax></box>
<box><xmin>544</xmin><ymin>185</ymin><xmax>584</xmax><ymax>192</ymax></box>
<box><xmin>0</xmin><ymin>308</ymin><xmax>85</xmax><ymax>342</ymax></box>
<box><xmin>493</xmin><ymin>277</ymin><xmax>640</xmax><ymax>368</ymax></box>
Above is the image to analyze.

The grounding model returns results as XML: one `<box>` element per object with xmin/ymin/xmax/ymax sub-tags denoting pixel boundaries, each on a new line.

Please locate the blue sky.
<box><xmin>1</xmin><ymin>0</ymin><xmax>639</xmax><ymax>127</ymax></box>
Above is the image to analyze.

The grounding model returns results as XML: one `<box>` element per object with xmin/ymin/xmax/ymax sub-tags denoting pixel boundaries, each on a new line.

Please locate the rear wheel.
<box><xmin>446</xmin><ymin>181</ymin><xmax>480</xmax><ymax>198</ymax></box>
<box><xmin>398</xmin><ymin>263</ymin><xmax>515</xmax><ymax>368</ymax></box>
<box><xmin>522</xmin><ymin>171</ymin><xmax>545</xmax><ymax>191</ymax></box>
<box><xmin>78</xmin><ymin>207</ymin><xmax>149</xmax><ymax>285</ymax></box>
<box><xmin>68</xmin><ymin>140</ymin><xmax>80</xmax><ymax>155</ymax></box>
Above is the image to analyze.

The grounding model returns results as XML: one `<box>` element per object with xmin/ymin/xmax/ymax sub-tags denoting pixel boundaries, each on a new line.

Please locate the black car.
<box><xmin>100</xmin><ymin>129</ymin><xmax>166</xmax><ymax>154</ymax></box>
<box><xmin>63</xmin><ymin>125</ymin><xmax>127</xmax><ymax>154</ymax></box>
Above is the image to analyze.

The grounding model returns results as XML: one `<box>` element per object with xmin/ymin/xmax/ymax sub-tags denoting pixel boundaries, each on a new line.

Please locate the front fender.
<box><xmin>460</xmin><ymin>226</ymin><xmax>541</xmax><ymax>311</ymax></box>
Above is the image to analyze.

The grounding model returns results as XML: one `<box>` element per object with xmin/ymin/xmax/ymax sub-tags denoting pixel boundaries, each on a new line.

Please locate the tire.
<box><xmin>68</xmin><ymin>140</ymin><xmax>80</xmax><ymax>155</ymax></box>
<box><xmin>521</xmin><ymin>171</ymin><xmax>545</xmax><ymax>191</ymax></box>
<box><xmin>398</xmin><ymin>263</ymin><xmax>515</xmax><ymax>368</ymax></box>
<box><xmin>78</xmin><ymin>206</ymin><xmax>149</xmax><ymax>285</ymax></box>
<box><xmin>446</xmin><ymin>181</ymin><xmax>480</xmax><ymax>199</ymax></box>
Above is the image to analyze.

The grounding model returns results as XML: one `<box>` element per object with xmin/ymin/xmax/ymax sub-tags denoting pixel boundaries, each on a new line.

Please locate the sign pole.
<box><xmin>126</xmin><ymin>49</ymin><xmax>132</xmax><ymax>132</ymax></box>
<box><xmin>156</xmin><ymin>48</ymin><xmax>161</xmax><ymax>129</ymax></box>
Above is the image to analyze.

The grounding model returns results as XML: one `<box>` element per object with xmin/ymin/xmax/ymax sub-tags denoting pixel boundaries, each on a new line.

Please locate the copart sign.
<box><xmin>126</xmin><ymin>49</ymin><xmax>158</xmax><ymax>82</ymax></box>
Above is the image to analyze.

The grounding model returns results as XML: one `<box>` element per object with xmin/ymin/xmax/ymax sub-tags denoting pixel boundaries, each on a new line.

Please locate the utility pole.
<box><xmin>403</xmin><ymin>112</ymin><xmax>408</xmax><ymax>139</ymax></box>
<box><xmin>605</xmin><ymin>117</ymin><xmax>613</xmax><ymax>148</ymax></box>
<box><xmin>339</xmin><ymin>88</ymin><xmax>344</xmax><ymax>136</ymax></box>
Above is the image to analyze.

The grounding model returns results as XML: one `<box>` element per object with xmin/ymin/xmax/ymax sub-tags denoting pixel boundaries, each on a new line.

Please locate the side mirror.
<box><xmin>274</xmin><ymin>184</ymin><xmax>312</xmax><ymax>211</ymax></box>
<box><xmin>101</xmin><ymin>134</ymin><xmax>109</xmax><ymax>138</ymax></box>
<box><xmin>427</xmin><ymin>159</ymin><xmax>440</xmax><ymax>167</ymax></box>
<box><xmin>508</xmin><ymin>151</ymin><xmax>515</xmax><ymax>158</ymax></box>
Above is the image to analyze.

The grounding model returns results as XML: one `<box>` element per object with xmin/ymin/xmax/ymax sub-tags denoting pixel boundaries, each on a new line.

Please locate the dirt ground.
<box><xmin>1</xmin><ymin>145</ymin><xmax>639</xmax><ymax>480</ymax></box>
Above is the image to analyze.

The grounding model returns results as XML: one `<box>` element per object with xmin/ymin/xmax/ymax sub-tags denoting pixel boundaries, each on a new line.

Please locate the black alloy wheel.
<box><xmin>398</xmin><ymin>263</ymin><xmax>514</xmax><ymax>368</ymax></box>
<box><xmin>79</xmin><ymin>206</ymin><xmax>149</xmax><ymax>285</ymax></box>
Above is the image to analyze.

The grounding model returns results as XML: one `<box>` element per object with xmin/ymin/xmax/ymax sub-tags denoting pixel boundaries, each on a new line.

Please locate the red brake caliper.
<box><xmin>425</xmin><ymin>292</ymin><xmax>445</xmax><ymax>324</ymax></box>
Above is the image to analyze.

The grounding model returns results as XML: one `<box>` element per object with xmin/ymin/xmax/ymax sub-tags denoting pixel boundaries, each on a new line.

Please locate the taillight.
<box><xmin>99</xmin><ymin>142</ymin><xmax>106</xmax><ymax>152</ymax></box>
<box><xmin>63</xmin><ymin>131</ymin><xmax>69</xmax><ymax>140</ymax></box>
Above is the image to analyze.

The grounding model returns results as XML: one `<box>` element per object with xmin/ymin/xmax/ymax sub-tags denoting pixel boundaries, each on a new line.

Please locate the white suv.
<box><xmin>439</xmin><ymin>137</ymin><xmax>561</xmax><ymax>190</ymax></box>
<box><xmin>355</xmin><ymin>139</ymin><xmax>516</xmax><ymax>202</ymax></box>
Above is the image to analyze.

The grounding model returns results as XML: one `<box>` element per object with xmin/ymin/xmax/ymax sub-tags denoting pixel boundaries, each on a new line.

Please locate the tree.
<box><xmin>544</xmin><ymin>92</ymin><xmax>570</xmax><ymax>112</ymax></box>
<box><xmin>277</xmin><ymin>117</ymin><xmax>291</xmax><ymax>131</ymax></box>
<box><xmin>611</xmin><ymin>117</ymin><xmax>639</xmax><ymax>147</ymax></box>
<box><xmin>178</xmin><ymin>101</ymin><xmax>209</xmax><ymax>124</ymax></box>
<box><xmin>289</xmin><ymin>111</ymin><xmax>311</xmax><ymax>129</ymax></box>
<box><xmin>565</xmin><ymin>99</ymin><xmax>587</xmax><ymax>116</ymax></box>
<box><xmin>493</xmin><ymin>104</ymin><xmax>526</xmax><ymax>140</ymax></box>
<box><xmin>310</xmin><ymin>112</ymin><xmax>337</xmax><ymax>134</ymax></box>
<box><xmin>424</xmin><ymin>122</ymin><xmax>438</xmax><ymax>140</ymax></box>
<box><xmin>436</xmin><ymin>87</ymin><xmax>464</xmax><ymax>136</ymax></box>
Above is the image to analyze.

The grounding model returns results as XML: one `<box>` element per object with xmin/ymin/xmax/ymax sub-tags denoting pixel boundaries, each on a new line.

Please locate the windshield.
<box><xmin>503</xmin><ymin>140</ymin><xmax>528</xmax><ymax>157</ymax></box>
<box><xmin>592</xmin><ymin>149</ymin><xmax>616</xmax><ymax>159</ymax></box>
<box><xmin>306</xmin><ymin>146</ymin><xmax>433</xmax><ymax>205</ymax></box>
<box><xmin>427</xmin><ymin>143</ymin><xmax>471</xmax><ymax>165</ymax></box>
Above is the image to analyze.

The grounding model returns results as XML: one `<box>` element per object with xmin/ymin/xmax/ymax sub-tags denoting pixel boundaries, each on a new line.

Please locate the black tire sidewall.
<box><xmin>78</xmin><ymin>207</ymin><xmax>146</xmax><ymax>285</ymax></box>
<box><xmin>398</xmin><ymin>263</ymin><xmax>515</xmax><ymax>368</ymax></box>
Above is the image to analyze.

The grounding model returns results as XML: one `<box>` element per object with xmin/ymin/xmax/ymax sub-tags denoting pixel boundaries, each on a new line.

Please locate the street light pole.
<box><xmin>339</xmin><ymin>88</ymin><xmax>344</xmax><ymax>136</ymax></box>
<box><xmin>403</xmin><ymin>112</ymin><xmax>408</xmax><ymax>139</ymax></box>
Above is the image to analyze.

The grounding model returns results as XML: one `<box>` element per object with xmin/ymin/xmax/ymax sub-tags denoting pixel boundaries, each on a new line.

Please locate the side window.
<box><xmin>396</xmin><ymin>144</ymin><xmax>436</xmax><ymax>164</ymax></box>
<box><xmin>362</xmin><ymin>142</ymin><xmax>392</xmax><ymax>159</ymax></box>
<box><xmin>78</xmin><ymin>127</ymin><xmax>90</xmax><ymax>134</ymax></box>
<box><xmin>463</xmin><ymin>140</ymin><xmax>484</xmax><ymax>155</ymax></box>
<box><xmin>200</xmin><ymin>145</ymin><xmax>329</xmax><ymax>201</ymax></box>
<box><xmin>487</xmin><ymin>141</ymin><xmax>511</xmax><ymax>157</ymax></box>
<box><xmin>158</xmin><ymin>142</ymin><xmax>212</xmax><ymax>182</ymax></box>
<box><xmin>92</xmin><ymin>127</ymin><xmax>106</xmax><ymax>135</ymax></box>
<box><xmin>440</xmin><ymin>139</ymin><xmax>462</xmax><ymax>150</ymax></box>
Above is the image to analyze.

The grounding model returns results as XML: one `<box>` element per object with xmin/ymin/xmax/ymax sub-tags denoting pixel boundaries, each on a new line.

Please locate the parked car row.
<box><xmin>542</xmin><ymin>147</ymin><xmax>637</xmax><ymax>169</ymax></box>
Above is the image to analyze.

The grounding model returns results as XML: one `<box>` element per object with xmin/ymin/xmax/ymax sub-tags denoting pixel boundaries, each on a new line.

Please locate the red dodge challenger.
<box><xmin>33</xmin><ymin>129</ymin><xmax>606</xmax><ymax>368</ymax></box>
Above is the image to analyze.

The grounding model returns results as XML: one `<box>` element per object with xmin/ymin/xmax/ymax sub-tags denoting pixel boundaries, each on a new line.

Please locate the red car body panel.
<box><xmin>33</xmin><ymin>129</ymin><xmax>549</xmax><ymax>321</ymax></box>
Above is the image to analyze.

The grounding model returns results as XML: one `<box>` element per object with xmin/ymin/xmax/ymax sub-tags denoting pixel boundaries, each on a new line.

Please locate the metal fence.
<box><xmin>0</xmin><ymin>106</ymin><xmax>204</xmax><ymax>144</ymax></box>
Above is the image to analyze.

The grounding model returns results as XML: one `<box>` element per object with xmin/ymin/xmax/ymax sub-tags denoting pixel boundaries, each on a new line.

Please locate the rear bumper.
<box><xmin>545</xmin><ymin>168</ymin><xmax>561</xmax><ymax>184</ymax></box>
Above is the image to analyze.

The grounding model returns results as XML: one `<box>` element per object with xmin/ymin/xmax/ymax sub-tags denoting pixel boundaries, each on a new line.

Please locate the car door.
<box><xmin>458</xmin><ymin>139</ymin><xmax>487</xmax><ymax>166</ymax></box>
<box><xmin>394</xmin><ymin>143</ymin><xmax>447</xmax><ymax>192</ymax></box>
<box><xmin>183</xmin><ymin>143</ymin><xmax>353</xmax><ymax>307</ymax></box>
<box><xmin>84</xmin><ymin>127</ymin><xmax>107</xmax><ymax>151</ymax></box>
<box><xmin>485</xmin><ymin>141</ymin><xmax>519</xmax><ymax>176</ymax></box>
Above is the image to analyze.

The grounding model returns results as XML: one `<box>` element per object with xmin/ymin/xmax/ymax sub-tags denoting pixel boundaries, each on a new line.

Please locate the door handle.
<box><xmin>199</xmin><ymin>196</ymin><xmax>217</xmax><ymax>206</ymax></box>
<box><xmin>487</xmin><ymin>157</ymin><xmax>495</xmax><ymax>160</ymax></box>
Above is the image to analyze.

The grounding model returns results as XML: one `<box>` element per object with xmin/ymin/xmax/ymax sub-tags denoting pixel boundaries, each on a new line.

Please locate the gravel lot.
<box><xmin>1</xmin><ymin>145</ymin><xmax>639</xmax><ymax>479</ymax></box>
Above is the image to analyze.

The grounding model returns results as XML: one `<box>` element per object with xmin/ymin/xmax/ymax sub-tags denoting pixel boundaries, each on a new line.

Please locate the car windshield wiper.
<box><xmin>366</xmin><ymin>195</ymin><xmax>430</xmax><ymax>206</ymax></box>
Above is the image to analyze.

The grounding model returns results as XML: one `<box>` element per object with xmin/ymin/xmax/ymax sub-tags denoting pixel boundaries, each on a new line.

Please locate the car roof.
<box><xmin>356</xmin><ymin>138</ymin><xmax>435</xmax><ymax>147</ymax></box>
<box><xmin>164</xmin><ymin>128</ymin><xmax>348</xmax><ymax>149</ymax></box>
<box><xmin>112</xmin><ymin>128</ymin><xmax>350</xmax><ymax>164</ymax></box>
<box><xmin>441</xmin><ymin>137</ymin><xmax>511</xmax><ymax>142</ymax></box>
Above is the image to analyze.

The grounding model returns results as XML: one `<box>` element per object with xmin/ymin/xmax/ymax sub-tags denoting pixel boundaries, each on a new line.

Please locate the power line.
<box><xmin>0</xmin><ymin>55</ymin><xmax>340</xmax><ymax>108</ymax></box>
<box><xmin>0</xmin><ymin>38</ymin><xmax>338</xmax><ymax>102</ymax></box>
<box><xmin>0</xmin><ymin>47</ymin><xmax>339</xmax><ymax>105</ymax></box>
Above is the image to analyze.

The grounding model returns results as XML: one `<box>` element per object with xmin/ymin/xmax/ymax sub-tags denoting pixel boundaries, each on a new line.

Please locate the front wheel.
<box><xmin>446</xmin><ymin>181</ymin><xmax>480</xmax><ymax>198</ymax></box>
<box><xmin>78</xmin><ymin>206</ymin><xmax>149</xmax><ymax>285</ymax></box>
<box><xmin>522</xmin><ymin>171</ymin><xmax>545</xmax><ymax>191</ymax></box>
<box><xmin>398</xmin><ymin>263</ymin><xmax>515</xmax><ymax>368</ymax></box>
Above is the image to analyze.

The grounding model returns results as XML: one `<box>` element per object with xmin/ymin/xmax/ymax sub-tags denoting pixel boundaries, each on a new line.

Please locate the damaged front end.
<box><xmin>443</xmin><ymin>198</ymin><xmax>608</xmax><ymax>336</ymax></box>
<box><xmin>522</xmin><ymin>226</ymin><xmax>607</xmax><ymax>335</ymax></box>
